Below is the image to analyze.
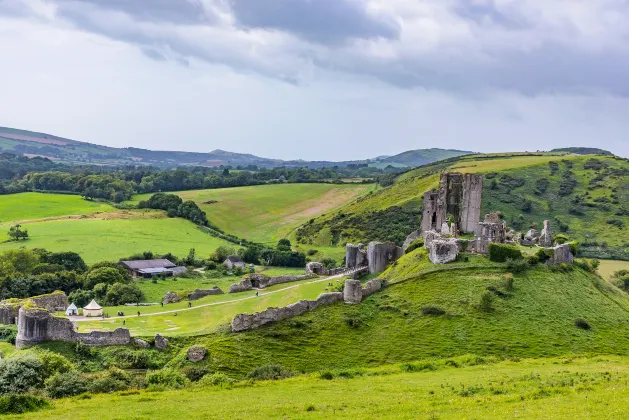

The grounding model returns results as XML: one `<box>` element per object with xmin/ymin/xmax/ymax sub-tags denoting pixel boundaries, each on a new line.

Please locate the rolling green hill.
<box><xmin>378</xmin><ymin>148</ymin><xmax>473</xmax><ymax>167</ymax></box>
<box><xmin>295</xmin><ymin>153</ymin><xmax>629</xmax><ymax>260</ymax></box>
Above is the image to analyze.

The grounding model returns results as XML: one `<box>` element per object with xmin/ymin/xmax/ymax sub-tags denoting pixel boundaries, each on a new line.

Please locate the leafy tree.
<box><xmin>0</xmin><ymin>249</ymin><xmax>39</xmax><ymax>278</ymax></box>
<box><xmin>105</xmin><ymin>283</ymin><xmax>143</xmax><ymax>306</ymax></box>
<box><xmin>0</xmin><ymin>354</ymin><xmax>44</xmax><ymax>394</ymax></box>
<box><xmin>38</xmin><ymin>251</ymin><xmax>87</xmax><ymax>273</ymax></box>
<box><xmin>277</xmin><ymin>239</ymin><xmax>292</xmax><ymax>252</ymax></box>
<box><xmin>210</xmin><ymin>246</ymin><xmax>236</xmax><ymax>263</ymax></box>
<box><xmin>67</xmin><ymin>289</ymin><xmax>94</xmax><ymax>308</ymax></box>
<box><xmin>7</xmin><ymin>224</ymin><xmax>28</xmax><ymax>241</ymax></box>
<box><xmin>84</xmin><ymin>267</ymin><xmax>126</xmax><ymax>290</ymax></box>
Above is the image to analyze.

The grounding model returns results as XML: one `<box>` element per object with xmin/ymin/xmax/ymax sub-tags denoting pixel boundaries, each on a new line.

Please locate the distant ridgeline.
<box><xmin>296</xmin><ymin>153</ymin><xmax>629</xmax><ymax>261</ymax></box>
<box><xmin>551</xmin><ymin>147</ymin><xmax>614</xmax><ymax>156</ymax></box>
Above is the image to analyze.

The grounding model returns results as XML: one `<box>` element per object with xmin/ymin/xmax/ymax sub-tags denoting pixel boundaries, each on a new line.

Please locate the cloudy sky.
<box><xmin>0</xmin><ymin>0</ymin><xmax>628</xmax><ymax>160</ymax></box>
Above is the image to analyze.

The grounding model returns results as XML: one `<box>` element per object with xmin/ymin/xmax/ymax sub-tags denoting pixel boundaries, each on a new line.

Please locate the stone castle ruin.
<box><xmin>345</xmin><ymin>242</ymin><xmax>403</xmax><ymax>275</ymax></box>
<box><xmin>421</xmin><ymin>173</ymin><xmax>483</xmax><ymax>235</ymax></box>
<box><xmin>0</xmin><ymin>291</ymin><xmax>131</xmax><ymax>349</ymax></box>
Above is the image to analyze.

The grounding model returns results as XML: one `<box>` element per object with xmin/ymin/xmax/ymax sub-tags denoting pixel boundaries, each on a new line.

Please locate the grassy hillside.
<box><xmin>481</xmin><ymin>155</ymin><xmax>629</xmax><ymax>259</ymax></box>
<box><xmin>376</xmin><ymin>148</ymin><xmax>473</xmax><ymax>168</ymax></box>
<box><xmin>0</xmin><ymin>192</ymin><xmax>113</xmax><ymax>223</ymax></box>
<box><xmin>104</xmin><ymin>252</ymin><xmax>629</xmax><ymax>378</ymax></box>
<box><xmin>11</xmin><ymin>355</ymin><xmax>629</xmax><ymax>419</ymax></box>
<box><xmin>130</xmin><ymin>184</ymin><xmax>375</xmax><ymax>245</ymax></box>
<box><xmin>0</xmin><ymin>216</ymin><xmax>235</xmax><ymax>264</ymax></box>
<box><xmin>295</xmin><ymin>153</ymin><xmax>579</xmax><ymax>247</ymax></box>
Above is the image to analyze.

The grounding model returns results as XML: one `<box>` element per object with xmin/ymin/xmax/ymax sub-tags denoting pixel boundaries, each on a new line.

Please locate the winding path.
<box><xmin>75</xmin><ymin>272</ymin><xmax>351</xmax><ymax>322</ymax></box>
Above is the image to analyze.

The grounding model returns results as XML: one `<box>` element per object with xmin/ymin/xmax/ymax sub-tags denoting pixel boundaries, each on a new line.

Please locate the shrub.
<box><xmin>321</xmin><ymin>258</ymin><xmax>337</xmax><ymax>269</ymax></box>
<box><xmin>0</xmin><ymin>354</ymin><xmax>44</xmax><ymax>394</ymax></box>
<box><xmin>88</xmin><ymin>377</ymin><xmax>127</xmax><ymax>394</ymax></box>
<box><xmin>488</xmin><ymin>243</ymin><xmax>522</xmax><ymax>263</ymax></box>
<box><xmin>568</xmin><ymin>241</ymin><xmax>580</xmax><ymax>256</ymax></box>
<box><xmin>307</xmin><ymin>249</ymin><xmax>319</xmax><ymax>256</ymax></box>
<box><xmin>0</xmin><ymin>394</ymin><xmax>51</xmax><ymax>415</ymax></box>
<box><xmin>45</xmin><ymin>371</ymin><xmax>89</xmax><ymax>398</ymax></box>
<box><xmin>479</xmin><ymin>292</ymin><xmax>494</xmax><ymax>312</ymax></box>
<box><xmin>319</xmin><ymin>371</ymin><xmax>334</xmax><ymax>380</ymax></box>
<box><xmin>575</xmin><ymin>319</ymin><xmax>592</xmax><ymax>330</ymax></box>
<box><xmin>248</xmin><ymin>364</ymin><xmax>293</xmax><ymax>381</ymax></box>
<box><xmin>0</xmin><ymin>325</ymin><xmax>17</xmax><ymax>344</ymax></box>
<box><xmin>401</xmin><ymin>362</ymin><xmax>438</xmax><ymax>372</ymax></box>
<box><xmin>205</xmin><ymin>261</ymin><xmax>217</xmax><ymax>270</ymax></box>
<box><xmin>590</xmin><ymin>259</ymin><xmax>601</xmax><ymax>271</ymax></box>
<box><xmin>405</xmin><ymin>238</ymin><xmax>425</xmax><ymax>254</ymax></box>
<box><xmin>145</xmin><ymin>369</ymin><xmax>189</xmax><ymax>389</ymax></box>
<box><xmin>181</xmin><ymin>366</ymin><xmax>209</xmax><ymax>382</ymax></box>
<box><xmin>38</xmin><ymin>351</ymin><xmax>73</xmax><ymax>379</ymax></box>
<box><xmin>503</xmin><ymin>274</ymin><xmax>515</xmax><ymax>291</ymax></box>
<box><xmin>198</xmin><ymin>373</ymin><xmax>235</xmax><ymax>387</ymax></box>
<box><xmin>421</xmin><ymin>306</ymin><xmax>446</xmax><ymax>316</ymax></box>
<box><xmin>505</xmin><ymin>258</ymin><xmax>529</xmax><ymax>273</ymax></box>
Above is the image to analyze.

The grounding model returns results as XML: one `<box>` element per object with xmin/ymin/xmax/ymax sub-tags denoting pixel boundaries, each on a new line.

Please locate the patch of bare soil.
<box><xmin>203</xmin><ymin>200</ymin><xmax>219</xmax><ymax>205</ymax></box>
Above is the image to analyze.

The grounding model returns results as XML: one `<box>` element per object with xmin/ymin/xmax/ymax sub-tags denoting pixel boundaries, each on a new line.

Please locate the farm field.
<box><xmin>77</xmin><ymin>274</ymin><xmax>342</xmax><ymax>336</ymax></box>
<box><xmin>13</xmin><ymin>355</ymin><xmax>629</xmax><ymax>419</ymax></box>
<box><xmin>0</xmin><ymin>217</ymin><xmax>235</xmax><ymax>264</ymax></box>
<box><xmin>0</xmin><ymin>192</ymin><xmax>112</xmax><ymax>223</ymax></box>
<box><xmin>129</xmin><ymin>183</ymin><xmax>375</xmax><ymax>244</ymax></box>
<box><xmin>598</xmin><ymin>259</ymin><xmax>629</xmax><ymax>279</ymax></box>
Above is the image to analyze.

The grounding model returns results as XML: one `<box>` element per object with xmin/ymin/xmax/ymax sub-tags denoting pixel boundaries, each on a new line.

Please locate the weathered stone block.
<box><xmin>162</xmin><ymin>292</ymin><xmax>180</xmax><ymax>305</ymax></box>
<box><xmin>154</xmin><ymin>334</ymin><xmax>169</xmax><ymax>350</ymax></box>
<box><xmin>187</xmin><ymin>345</ymin><xmax>207</xmax><ymax>362</ymax></box>
<box><xmin>344</xmin><ymin>279</ymin><xmax>363</xmax><ymax>304</ymax></box>
<box><xmin>367</xmin><ymin>241</ymin><xmax>400</xmax><ymax>274</ymax></box>
<box><xmin>539</xmin><ymin>220</ymin><xmax>553</xmax><ymax>247</ymax></box>
<box><xmin>549</xmin><ymin>244</ymin><xmax>574</xmax><ymax>265</ymax></box>
<box><xmin>429</xmin><ymin>239</ymin><xmax>459</xmax><ymax>264</ymax></box>
<box><xmin>188</xmin><ymin>287</ymin><xmax>224</xmax><ymax>301</ymax></box>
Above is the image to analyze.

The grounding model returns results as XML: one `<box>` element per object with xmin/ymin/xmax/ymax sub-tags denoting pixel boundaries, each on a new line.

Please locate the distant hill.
<box><xmin>551</xmin><ymin>147</ymin><xmax>613</xmax><ymax>156</ymax></box>
<box><xmin>0</xmin><ymin>125</ymin><xmax>474</xmax><ymax>169</ymax></box>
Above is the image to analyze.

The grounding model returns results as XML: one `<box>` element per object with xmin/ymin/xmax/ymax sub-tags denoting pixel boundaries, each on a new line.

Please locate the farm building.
<box><xmin>66</xmin><ymin>303</ymin><xmax>79</xmax><ymax>316</ymax></box>
<box><xmin>118</xmin><ymin>259</ymin><xmax>188</xmax><ymax>278</ymax></box>
<box><xmin>224</xmin><ymin>255</ymin><xmax>246</xmax><ymax>270</ymax></box>
<box><xmin>83</xmin><ymin>300</ymin><xmax>103</xmax><ymax>317</ymax></box>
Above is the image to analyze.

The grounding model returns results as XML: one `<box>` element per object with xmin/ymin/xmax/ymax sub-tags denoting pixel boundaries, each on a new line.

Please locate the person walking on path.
<box><xmin>188</xmin><ymin>302</ymin><xmax>192</xmax><ymax>308</ymax></box>
<box><xmin>137</xmin><ymin>311</ymin><xmax>140</xmax><ymax>317</ymax></box>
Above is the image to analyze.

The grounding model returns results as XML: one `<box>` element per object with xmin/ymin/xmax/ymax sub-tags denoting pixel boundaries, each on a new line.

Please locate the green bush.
<box><xmin>488</xmin><ymin>243</ymin><xmax>522</xmax><ymax>263</ymax></box>
<box><xmin>401</xmin><ymin>362</ymin><xmax>438</xmax><ymax>372</ymax></box>
<box><xmin>554</xmin><ymin>234</ymin><xmax>569</xmax><ymax>245</ymax></box>
<box><xmin>45</xmin><ymin>371</ymin><xmax>89</xmax><ymax>398</ymax></box>
<box><xmin>575</xmin><ymin>318</ymin><xmax>592</xmax><ymax>330</ymax></box>
<box><xmin>0</xmin><ymin>325</ymin><xmax>17</xmax><ymax>344</ymax></box>
<box><xmin>198</xmin><ymin>372</ymin><xmax>235</xmax><ymax>387</ymax></box>
<box><xmin>479</xmin><ymin>292</ymin><xmax>495</xmax><ymax>312</ymax></box>
<box><xmin>0</xmin><ymin>394</ymin><xmax>51</xmax><ymax>415</ymax></box>
<box><xmin>568</xmin><ymin>241</ymin><xmax>580</xmax><ymax>256</ymax></box>
<box><xmin>319</xmin><ymin>371</ymin><xmax>334</xmax><ymax>380</ymax></box>
<box><xmin>505</xmin><ymin>258</ymin><xmax>529</xmax><ymax>273</ymax></box>
<box><xmin>38</xmin><ymin>351</ymin><xmax>73</xmax><ymax>379</ymax></box>
<box><xmin>248</xmin><ymin>364</ymin><xmax>293</xmax><ymax>381</ymax></box>
<box><xmin>420</xmin><ymin>306</ymin><xmax>446</xmax><ymax>316</ymax></box>
<box><xmin>146</xmin><ymin>369</ymin><xmax>190</xmax><ymax>389</ymax></box>
<box><xmin>181</xmin><ymin>366</ymin><xmax>209</xmax><ymax>382</ymax></box>
<box><xmin>405</xmin><ymin>238</ymin><xmax>425</xmax><ymax>254</ymax></box>
<box><xmin>88</xmin><ymin>377</ymin><xmax>127</xmax><ymax>394</ymax></box>
<box><xmin>0</xmin><ymin>354</ymin><xmax>44</xmax><ymax>395</ymax></box>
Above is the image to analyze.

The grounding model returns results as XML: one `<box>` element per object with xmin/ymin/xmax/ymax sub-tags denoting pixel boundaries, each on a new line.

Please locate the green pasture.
<box><xmin>0</xmin><ymin>192</ymin><xmax>112</xmax><ymax>223</ymax></box>
<box><xmin>0</xmin><ymin>218</ymin><xmax>235</xmax><ymax>264</ymax></box>
<box><xmin>129</xmin><ymin>183</ymin><xmax>374</xmax><ymax>244</ymax></box>
<box><xmin>77</xmin><ymin>274</ymin><xmax>338</xmax><ymax>336</ymax></box>
<box><xmin>13</xmin><ymin>355</ymin><xmax>629</xmax><ymax>419</ymax></box>
<box><xmin>132</xmin><ymin>267</ymin><xmax>307</xmax><ymax>303</ymax></box>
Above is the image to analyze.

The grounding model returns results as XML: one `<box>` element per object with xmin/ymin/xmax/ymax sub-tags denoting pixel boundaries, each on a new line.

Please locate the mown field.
<box><xmin>598</xmin><ymin>259</ymin><xmax>629</xmax><ymax>279</ymax></box>
<box><xmin>77</xmin><ymin>273</ymin><xmax>339</xmax><ymax>336</ymax></box>
<box><xmin>0</xmin><ymin>214</ymin><xmax>235</xmax><ymax>264</ymax></box>
<box><xmin>128</xmin><ymin>183</ymin><xmax>375</xmax><ymax>245</ymax></box>
<box><xmin>0</xmin><ymin>192</ymin><xmax>112</xmax><ymax>223</ymax></box>
<box><xmin>12</xmin><ymin>355</ymin><xmax>629</xmax><ymax>419</ymax></box>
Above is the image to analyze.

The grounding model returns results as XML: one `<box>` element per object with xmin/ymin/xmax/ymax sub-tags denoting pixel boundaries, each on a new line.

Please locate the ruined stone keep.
<box><xmin>421</xmin><ymin>173</ymin><xmax>483</xmax><ymax>235</ymax></box>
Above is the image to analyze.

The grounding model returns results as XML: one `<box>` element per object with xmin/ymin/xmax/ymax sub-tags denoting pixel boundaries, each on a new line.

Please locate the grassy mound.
<box><xmin>178</xmin><ymin>258</ymin><xmax>629</xmax><ymax>377</ymax></box>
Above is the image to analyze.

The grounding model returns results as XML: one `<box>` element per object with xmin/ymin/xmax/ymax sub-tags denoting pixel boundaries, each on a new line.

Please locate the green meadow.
<box><xmin>12</xmin><ymin>355</ymin><xmax>629</xmax><ymax>419</ymax></box>
<box><xmin>0</xmin><ymin>192</ymin><xmax>112</xmax><ymax>223</ymax></box>
<box><xmin>129</xmin><ymin>183</ymin><xmax>374</xmax><ymax>244</ymax></box>
<box><xmin>77</xmin><ymin>274</ymin><xmax>340</xmax><ymax>336</ymax></box>
<box><xmin>0</xmin><ymin>217</ymin><xmax>235</xmax><ymax>264</ymax></box>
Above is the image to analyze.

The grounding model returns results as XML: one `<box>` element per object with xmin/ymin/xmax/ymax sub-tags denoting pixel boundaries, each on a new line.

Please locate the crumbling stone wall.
<box><xmin>15</xmin><ymin>307</ymin><xmax>131</xmax><ymax>349</ymax></box>
<box><xmin>366</xmin><ymin>242</ymin><xmax>403</xmax><ymax>274</ymax></box>
<box><xmin>188</xmin><ymin>287</ymin><xmax>224</xmax><ymax>301</ymax></box>
<box><xmin>362</xmin><ymin>279</ymin><xmax>384</xmax><ymax>298</ymax></box>
<box><xmin>548</xmin><ymin>244</ymin><xmax>574</xmax><ymax>265</ymax></box>
<box><xmin>402</xmin><ymin>230</ymin><xmax>421</xmax><ymax>251</ymax></box>
<box><xmin>461</xmin><ymin>173</ymin><xmax>483</xmax><ymax>233</ymax></box>
<box><xmin>345</xmin><ymin>243</ymin><xmax>367</xmax><ymax>269</ymax></box>
<box><xmin>539</xmin><ymin>220</ymin><xmax>553</xmax><ymax>247</ymax></box>
<box><xmin>231</xmin><ymin>292</ymin><xmax>343</xmax><ymax>332</ymax></box>
<box><xmin>306</xmin><ymin>262</ymin><xmax>326</xmax><ymax>275</ymax></box>
<box><xmin>1</xmin><ymin>291</ymin><xmax>68</xmax><ymax>326</ymax></box>
<box><xmin>228</xmin><ymin>274</ymin><xmax>316</xmax><ymax>293</ymax></box>
<box><xmin>343</xmin><ymin>279</ymin><xmax>363</xmax><ymax>304</ymax></box>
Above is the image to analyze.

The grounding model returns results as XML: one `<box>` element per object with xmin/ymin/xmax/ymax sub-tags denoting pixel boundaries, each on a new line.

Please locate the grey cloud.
<box><xmin>55</xmin><ymin>0</ymin><xmax>213</xmax><ymax>24</ymax></box>
<box><xmin>229</xmin><ymin>0</ymin><xmax>400</xmax><ymax>44</ymax></box>
<box><xmin>454</xmin><ymin>1</ymin><xmax>531</xmax><ymax>29</ymax></box>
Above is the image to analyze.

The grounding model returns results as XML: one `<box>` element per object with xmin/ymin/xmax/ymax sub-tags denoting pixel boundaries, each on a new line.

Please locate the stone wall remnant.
<box><xmin>15</xmin><ymin>307</ymin><xmax>131</xmax><ymax>349</ymax></box>
<box><xmin>362</xmin><ymin>279</ymin><xmax>384</xmax><ymax>298</ymax></box>
<box><xmin>228</xmin><ymin>274</ymin><xmax>316</xmax><ymax>293</ymax></box>
<box><xmin>186</xmin><ymin>346</ymin><xmax>207</xmax><ymax>362</ymax></box>
<box><xmin>461</xmin><ymin>173</ymin><xmax>484</xmax><ymax>233</ymax></box>
<box><xmin>549</xmin><ymin>244</ymin><xmax>574</xmax><ymax>265</ymax></box>
<box><xmin>428</xmin><ymin>239</ymin><xmax>459</xmax><ymax>264</ymax></box>
<box><xmin>1</xmin><ymin>291</ymin><xmax>68</xmax><ymax>326</ymax></box>
<box><xmin>366</xmin><ymin>242</ymin><xmax>402</xmax><ymax>274</ymax></box>
<box><xmin>402</xmin><ymin>230</ymin><xmax>421</xmax><ymax>251</ymax></box>
<box><xmin>343</xmin><ymin>279</ymin><xmax>363</xmax><ymax>304</ymax></box>
<box><xmin>539</xmin><ymin>220</ymin><xmax>553</xmax><ymax>247</ymax></box>
<box><xmin>188</xmin><ymin>287</ymin><xmax>224</xmax><ymax>301</ymax></box>
<box><xmin>475</xmin><ymin>214</ymin><xmax>507</xmax><ymax>254</ymax></box>
<box><xmin>162</xmin><ymin>292</ymin><xmax>181</xmax><ymax>305</ymax></box>
<box><xmin>154</xmin><ymin>334</ymin><xmax>169</xmax><ymax>349</ymax></box>
<box><xmin>345</xmin><ymin>243</ymin><xmax>367</xmax><ymax>269</ymax></box>
<box><xmin>231</xmin><ymin>292</ymin><xmax>343</xmax><ymax>332</ymax></box>
<box><xmin>306</xmin><ymin>262</ymin><xmax>326</xmax><ymax>275</ymax></box>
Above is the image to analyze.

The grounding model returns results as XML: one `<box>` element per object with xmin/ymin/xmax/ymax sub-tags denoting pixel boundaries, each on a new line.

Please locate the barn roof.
<box><xmin>119</xmin><ymin>259</ymin><xmax>176</xmax><ymax>270</ymax></box>
<box><xmin>225</xmin><ymin>255</ymin><xmax>243</xmax><ymax>263</ymax></box>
